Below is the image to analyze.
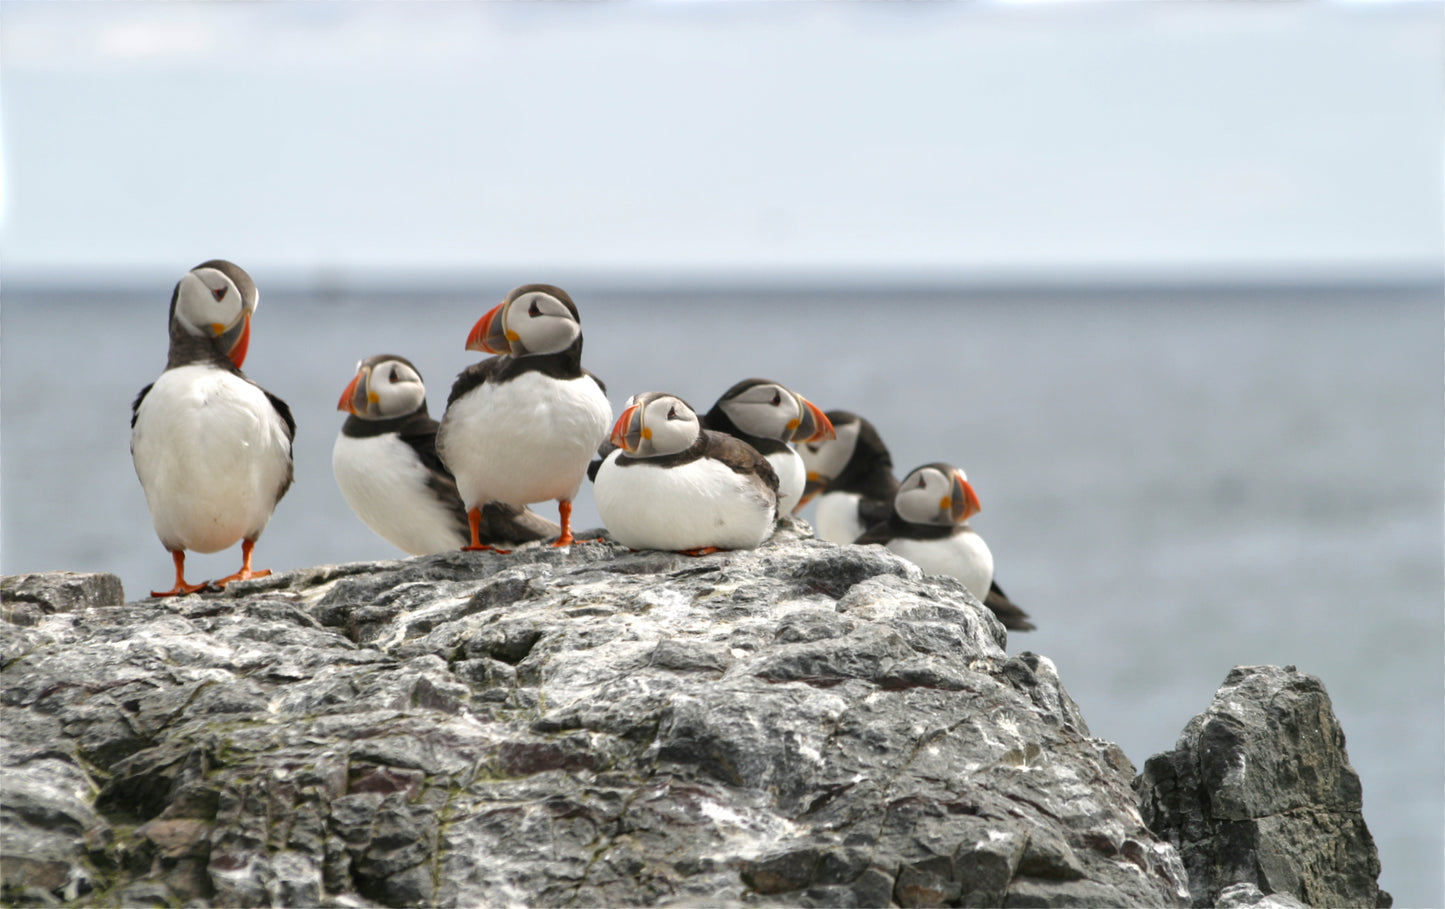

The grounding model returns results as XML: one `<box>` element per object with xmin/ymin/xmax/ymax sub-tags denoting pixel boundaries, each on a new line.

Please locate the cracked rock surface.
<box><xmin>2</xmin><ymin>522</ymin><xmax>1189</xmax><ymax>907</ymax></box>
<box><xmin>1135</xmin><ymin>665</ymin><xmax>1389</xmax><ymax>909</ymax></box>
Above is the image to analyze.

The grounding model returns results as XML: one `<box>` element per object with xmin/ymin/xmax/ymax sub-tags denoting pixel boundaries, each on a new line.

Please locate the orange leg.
<box><xmin>551</xmin><ymin>499</ymin><xmax>575</xmax><ymax>547</ymax></box>
<box><xmin>213</xmin><ymin>539</ymin><xmax>272</xmax><ymax>588</ymax></box>
<box><xmin>151</xmin><ymin>550</ymin><xmax>210</xmax><ymax>598</ymax></box>
<box><xmin>461</xmin><ymin>508</ymin><xmax>510</xmax><ymax>553</ymax></box>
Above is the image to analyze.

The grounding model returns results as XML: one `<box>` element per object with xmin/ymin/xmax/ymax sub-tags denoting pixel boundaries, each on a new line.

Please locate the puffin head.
<box><xmin>338</xmin><ymin>354</ymin><xmax>428</xmax><ymax>419</ymax></box>
<box><xmin>797</xmin><ymin>409</ymin><xmax>864</xmax><ymax>506</ymax></box>
<box><xmin>894</xmin><ymin>462</ymin><xmax>981</xmax><ymax>527</ymax></box>
<box><xmin>170</xmin><ymin>259</ymin><xmax>258</xmax><ymax>368</ymax></box>
<box><xmin>610</xmin><ymin>392</ymin><xmax>702</xmax><ymax>459</ymax></box>
<box><xmin>712</xmin><ymin>378</ymin><xmax>836</xmax><ymax>445</ymax></box>
<box><xmin>466</xmin><ymin>284</ymin><xmax>582</xmax><ymax>358</ymax></box>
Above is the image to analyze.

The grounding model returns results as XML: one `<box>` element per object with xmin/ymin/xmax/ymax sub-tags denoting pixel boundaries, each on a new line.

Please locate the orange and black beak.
<box><xmin>610</xmin><ymin>404</ymin><xmax>645</xmax><ymax>453</ymax></box>
<box><xmin>947</xmin><ymin>470</ymin><xmax>983</xmax><ymax>523</ymax></box>
<box><xmin>788</xmin><ymin>394</ymin><xmax>836</xmax><ymax>444</ymax></box>
<box><xmin>796</xmin><ymin>472</ymin><xmax>828</xmax><ymax>510</ymax></box>
<box><xmin>219</xmin><ymin>312</ymin><xmax>252</xmax><ymax>369</ymax></box>
<box><xmin>337</xmin><ymin>367</ymin><xmax>373</xmax><ymax>415</ymax></box>
<box><xmin>466</xmin><ymin>301</ymin><xmax>514</xmax><ymax>355</ymax></box>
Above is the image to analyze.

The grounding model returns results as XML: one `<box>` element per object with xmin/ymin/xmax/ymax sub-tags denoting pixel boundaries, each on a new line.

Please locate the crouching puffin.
<box><xmin>333</xmin><ymin>354</ymin><xmax>560</xmax><ymax>555</ymax></box>
<box><xmin>594</xmin><ymin>392</ymin><xmax>779</xmax><ymax>554</ymax></box>
<box><xmin>437</xmin><ymin>285</ymin><xmax>612</xmax><ymax>549</ymax></box>
<box><xmin>130</xmin><ymin>260</ymin><xmax>295</xmax><ymax>597</ymax></box>
<box><xmin>856</xmin><ymin>462</ymin><xmax>1034</xmax><ymax>631</ymax></box>
<box><xmin>702</xmin><ymin>378</ymin><xmax>835</xmax><ymax>515</ymax></box>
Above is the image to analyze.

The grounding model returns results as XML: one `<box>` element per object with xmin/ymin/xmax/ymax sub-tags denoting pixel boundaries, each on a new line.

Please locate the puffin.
<box><xmin>130</xmin><ymin>260</ymin><xmax>295</xmax><ymax>597</ymax></box>
<box><xmin>594</xmin><ymin>392</ymin><xmax>779</xmax><ymax>553</ymax></box>
<box><xmin>856</xmin><ymin>462</ymin><xmax>1035</xmax><ymax>632</ymax></box>
<box><xmin>701</xmin><ymin>378</ymin><xmax>836</xmax><ymax>515</ymax></box>
<box><xmin>796</xmin><ymin>410</ymin><xmax>898</xmax><ymax>542</ymax></box>
<box><xmin>333</xmin><ymin>354</ymin><xmax>559</xmax><ymax>555</ymax></box>
<box><xmin>436</xmin><ymin>284</ymin><xmax>612</xmax><ymax>549</ymax></box>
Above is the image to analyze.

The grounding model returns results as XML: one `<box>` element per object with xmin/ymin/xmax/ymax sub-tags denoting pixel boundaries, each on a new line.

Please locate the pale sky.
<box><xmin>2</xmin><ymin>0</ymin><xmax>1441</xmax><ymax>285</ymax></box>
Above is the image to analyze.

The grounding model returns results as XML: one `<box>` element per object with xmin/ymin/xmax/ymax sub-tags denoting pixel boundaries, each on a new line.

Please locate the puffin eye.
<box><xmin>528</xmin><ymin>300</ymin><xmax>541</xmax><ymax>317</ymax></box>
<box><xmin>211</xmin><ymin>286</ymin><xmax>226</xmax><ymax>302</ymax></box>
<box><xmin>770</xmin><ymin>391</ymin><xmax>782</xmax><ymax>406</ymax></box>
<box><xmin>667</xmin><ymin>406</ymin><xmax>678</xmax><ymax>420</ymax></box>
<box><xmin>389</xmin><ymin>366</ymin><xmax>400</xmax><ymax>383</ymax></box>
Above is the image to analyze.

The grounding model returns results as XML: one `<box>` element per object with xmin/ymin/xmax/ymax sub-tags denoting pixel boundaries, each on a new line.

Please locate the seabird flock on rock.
<box><xmin>130</xmin><ymin>260</ymin><xmax>1033</xmax><ymax>630</ymax></box>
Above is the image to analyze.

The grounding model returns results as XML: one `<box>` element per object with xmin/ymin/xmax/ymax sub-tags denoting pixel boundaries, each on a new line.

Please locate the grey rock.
<box><xmin>3</xmin><ymin>537</ymin><xmax>1190</xmax><ymax>907</ymax></box>
<box><xmin>1136</xmin><ymin>665</ymin><xmax>1390</xmax><ymax>909</ymax></box>
<box><xmin>2</xmin><ymin>571</ymin><xmax>124</xmax><ymax>626</ymax></box>
<box><xmin>1215</xmin><ymin>882</ymin><xmax>1310</xmax><ymax>909</ymax></box>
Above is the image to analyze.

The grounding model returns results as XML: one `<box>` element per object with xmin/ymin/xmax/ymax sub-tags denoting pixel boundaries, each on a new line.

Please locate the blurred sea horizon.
<box><xmin>3</xmin><ymin>278</ymin><xmax>1442</xmax><ymax>906</ymax></box>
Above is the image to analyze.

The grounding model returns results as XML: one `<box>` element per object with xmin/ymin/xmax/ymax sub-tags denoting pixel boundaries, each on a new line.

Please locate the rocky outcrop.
<box><xmin>1134</xmin><ymin>665</ymin><xmax>1390</xmax><ymax>909</ymax></box>
<box><xmin>1</xmin><ymin>521</ymin><xmax>1189</xmax><ymax>908</ymax></box>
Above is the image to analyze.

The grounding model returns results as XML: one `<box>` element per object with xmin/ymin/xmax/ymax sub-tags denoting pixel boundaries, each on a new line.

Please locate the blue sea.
<box><xmin>3</xmin><ymin>282</ymin><xmax>1441</xmax><ymax>906</ymax></box>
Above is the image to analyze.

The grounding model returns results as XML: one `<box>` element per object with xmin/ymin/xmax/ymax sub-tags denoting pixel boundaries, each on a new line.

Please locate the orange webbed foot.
<box><xmin>150</xmin><ymin>580</ymin><xmax>211</xmax><ymax>598</ymax></box>
<box><xmin>213</xmin><ymin>568</ymin><xmax>271</xmax><ymax>588</ymax></box>
<box><xmin>150</xmin><ymin>550</ymin><xmax>210</xmax><ymax>598</ymax></box>
<box><xmin>212</xmin><ymin>540</ymin><xmax>270</xmax><ymax>588</ymax></box>
<box><xmin>677</xmin><ymin>546</ymin><xmax>724</xmax><ymax>557</ymax></box>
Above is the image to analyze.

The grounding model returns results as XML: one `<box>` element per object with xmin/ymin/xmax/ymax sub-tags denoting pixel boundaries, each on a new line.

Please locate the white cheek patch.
<box><xmin>800</xmin><ymin>420</ymin><xmax>858</xmax><ymax>480</ymax></box>
<box><xmin>894</xmin><ymin>469</ymin><xmax>951</xmax><ymax>524</ymax></box>
<box><xmin>640</xmin><ymin>397</ymin><xmax>698</xmax><ymax>456</ymax></box>
<box><xmin>724</xmin><ymin>398</ymin><xmax>791</xmax><ymax>441</ymax></box>
<box><xmin>374</xmin><ymin>379</ymin><xmax>427</xmax><ymax>418</ymax></box>
<box><xmin>517</xmin><ymin>314</ymin><xmax>581</xmax><ymax>356</ymax></box>
<box><xmin>175</xmin><ymin>271</ymin><xmax>242</xmax><ymax>337</ymax></box>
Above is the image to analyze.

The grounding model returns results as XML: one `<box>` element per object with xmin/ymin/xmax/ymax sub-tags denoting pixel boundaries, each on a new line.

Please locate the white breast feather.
<box><xmin>332</xmin><ymin>432</ymin><xmax>466</xmax><ymax>555</ymax></box>
<box><xmin>769</xmin><ymin>448</ymin><xmax>806</xmax><ymax>515</ymax></box>
<box><xmin>131</xmin><ymin>365</ymin><xmax>292</xmax><ymax>553</ymax></box>
<box><xmin>438</xmin><ymin>371</ymin><xmax>612</xmax><ymax>509</ymax></box>
<box><xmin>595</xmin><ymin>451</ymin><xmax>775</xmax><ymax>552</ymax></box>
<box><xmin>814</xmin><ymin>492</ymin><xmax>866</xmax><ymax>543</ymax></box>
<box><xmin>887</xmin><ymin>529</ymin><xmax>994</xmax><ymax>601</ymax></box>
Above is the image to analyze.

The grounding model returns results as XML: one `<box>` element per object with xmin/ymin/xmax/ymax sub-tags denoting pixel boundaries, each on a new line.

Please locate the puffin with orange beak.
<box><xmin>593</xmin><ymin>391</ymin><xmax>779</xmax><ymax>554</ymax></box>
<box><xmin>436</xmin><ymin>284</ymin><xmax>612</xmax><ymax>550</ymax></box>
<box><xmin>701</xmin><ymin>378</ymin><xmax>835</xmax><ymax>516</ymax></box>
<box><xmin>856</xmin><ymin>462</ymin><xmax>1034</xmax><ymax>631</ymax></box>
<box><xmin>334</xmin><ymin>355</ymin><xmax>560</xmax><ymax>555</ymax></box>
<box><xmin>130</xmin><ymin>260</ymin><xmax>295</xmax><ymax>597</ymax></box>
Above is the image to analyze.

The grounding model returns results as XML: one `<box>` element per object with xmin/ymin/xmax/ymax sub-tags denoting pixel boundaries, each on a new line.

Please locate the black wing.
<box><xmin>855</xmin><ymin>495</ymin><xmax>894</xmax><ymax>536</ymax></box>
<box><xmin>130</xmin><ymin>383</ymin><xmax>154</xmax><ymax>429</ymax></box>
<box><xmin>446</xmin><ymin>358</ymin><xmax>502</xmax><ymax>408</ymax></box>
<box><xmin>702</xmin><ymin>431</ymin><xmax>780</xmax><ymax>494</ymax></box>
<box><xmin>262</xmin><ymin>388</ymin><xmax>297</xmax><ymax>504</ymax></box>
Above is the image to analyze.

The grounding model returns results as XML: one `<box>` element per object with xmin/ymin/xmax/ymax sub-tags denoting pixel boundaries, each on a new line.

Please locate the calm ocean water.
<box><xmin>3</xmin><ymin>283</ymin><xmax>1441</xmax><ymax>905</ymax></box>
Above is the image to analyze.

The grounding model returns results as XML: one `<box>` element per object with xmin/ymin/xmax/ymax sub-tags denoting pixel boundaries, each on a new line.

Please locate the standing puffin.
<box><xmin>436</xmin><ymin>285</ymin><xmax>611</xmax><ymax>549</ymax></box>
<box><xmin>130</xmin><ymin>260</ymin><xmax>295</xmax><ymax>597</ymax></box>
<box><xmin>702</xmin><ymin>378</ymin><xmax>835</xmax><ymax>515</ymax></box>
<box><xmin>594</xmin><ymin>392</ymin><xmax>778</xmax><ymax>553</ymax></box>
<box><xmin>796</xmin><ymin>410</ymin><xmax>898</xmax><ymax>542</ymax></box>
<box><xmin>333</xmin><ymin>355</ymin><xmax>559</xmax><ymax>555</ymax></box>
<box><xmin>856</xmin><ymin>462</ymin><xmax>1034</xmax><ymax>631</ymax></box>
